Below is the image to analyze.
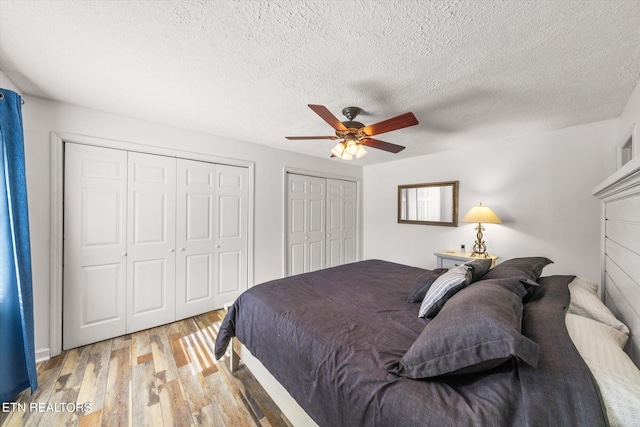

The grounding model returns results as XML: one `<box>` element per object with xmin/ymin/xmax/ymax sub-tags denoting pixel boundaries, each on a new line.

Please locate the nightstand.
<box><xmin>434</xmin><ymin>250</ymin><xmax>498</xmax><ymax>269</ymax></box>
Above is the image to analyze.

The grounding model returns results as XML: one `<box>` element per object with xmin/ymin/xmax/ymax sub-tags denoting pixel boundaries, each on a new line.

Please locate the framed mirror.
<box><xmin>397</xmin><ymin>181</ymin><xmax>459</xmax><ymax>226</ymax></box>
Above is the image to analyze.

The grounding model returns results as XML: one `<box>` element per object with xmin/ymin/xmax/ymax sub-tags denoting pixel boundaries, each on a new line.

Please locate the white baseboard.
<box><xmin>35</xmin><ymin>348</ymin><xmax>50</xmax><ymax>363</ymax></box>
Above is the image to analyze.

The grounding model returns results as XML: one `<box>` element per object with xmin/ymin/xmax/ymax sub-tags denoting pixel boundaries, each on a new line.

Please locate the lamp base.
<box><xmin>471</xmin><ymin>223</ymin><xmax>491</xmax><ymax>258</ymax></box>
<box><xmin>470</xmin><ymin>251</ymin><xmax>490</xmax><ymax>258</ymax></box>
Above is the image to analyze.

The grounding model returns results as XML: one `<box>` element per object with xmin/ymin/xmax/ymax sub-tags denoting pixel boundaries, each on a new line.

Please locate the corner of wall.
<box><xmin>619</xmin><ymin>77</ymin><xmax>640</xmax><ymax>139</ymax></box>
<box><xmin>35</xmin><ymin>348</ymin><xmax>50</xmax><ymax>363</ymax></box>
<box><xmin>0</xmin><ymin>70</ymin><xmax>23</xmax><ymax>95</ymax></box>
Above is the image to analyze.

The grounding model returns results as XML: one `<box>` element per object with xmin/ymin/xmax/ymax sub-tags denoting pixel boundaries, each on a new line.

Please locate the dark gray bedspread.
<box><xmin>215</xmin><ymin>259</ymin><xmax>607</xmax><ymax>427</ymax></box>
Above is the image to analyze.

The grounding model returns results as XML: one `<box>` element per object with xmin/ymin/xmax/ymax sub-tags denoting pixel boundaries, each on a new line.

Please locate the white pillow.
<box><xmin>568</xmin><ymin>278</ymin><xmax>630</xmax><ymax>335</ymax></box>
<box><xmin>570</xmin><ymin>277</ymin><xmax>599</xmax><ymax>295</ymax></box>
<box><xmin>566</xmin><ymin>313</ymin><xmax>640</xmax><ymax>427</ymax></box>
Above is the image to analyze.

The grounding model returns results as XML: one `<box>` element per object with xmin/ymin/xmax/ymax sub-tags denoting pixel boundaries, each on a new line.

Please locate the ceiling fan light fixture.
<box><xmin>340</xmin><ymin>151</ymin><xmax>353</xmax><ymax>160</ymax></box>
<box><xmin>345</xmin><ymin>136</ymin><xmax>359</xmax><ymax>155</ymax></box>
<box><xmin>331</xmin><ymin>142</ymin><xmax>345</xmax><ymax>157</ymax></box>
<box><xmin>355</xmin><ymin>145</ymin><xmax>367</xmax><ymax>158</ymax></box>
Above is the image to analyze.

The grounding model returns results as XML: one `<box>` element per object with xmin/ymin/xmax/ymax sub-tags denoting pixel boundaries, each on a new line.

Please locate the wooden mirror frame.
<box><xmin>397</xmin><ymin>181</ymin><xmax>459</xmax><ymax>227</ymax></box>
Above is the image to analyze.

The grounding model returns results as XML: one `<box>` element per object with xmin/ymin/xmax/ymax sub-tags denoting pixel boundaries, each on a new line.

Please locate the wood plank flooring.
<box><xmin>0</xmin><ymin>310</ymin><xmax>292</xmax><ymax>427</ymax></box>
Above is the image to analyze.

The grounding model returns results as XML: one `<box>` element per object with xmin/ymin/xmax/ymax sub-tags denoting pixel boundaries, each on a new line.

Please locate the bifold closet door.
<box><xmin>126</xmin><ymin>152</ymin><xmax>176</xmax><ymax>333</ymax></box>
<box><xmin>64</xmin><ymin>144</ymin><xmax>250</xmax><ymax>348</ymax></box>
<box><xmin>287</xmin><ymin>174</ymin><xmax>326</xmax><ymax>275</ymax></box>
<box><xmin>175</xmin><ymin>159</ymin><xmax>217</xmax><ymax>320</ymax></box>
<box><xmin>175</xmin><ymin>160</ymin><xmax>248</xmax><ymax>320</ymax></box>
<box><xmin>213</xmin><ymin>164</ymin><xmax>249</xmax><ymax>310</ymax></box>
<box><xmin>287</xmin><ymin>174</ymin><xmax>358</xmax><ymax>276</ymax></box>
<box><xmin>63</xmin><ymin>144</ymin><xmax>128</xmax><ymax>349</ymax></box>
<box><xmin>326</xmin><ymin>179</ymin><xmax>357</xmax><ymax>267</ymax></box>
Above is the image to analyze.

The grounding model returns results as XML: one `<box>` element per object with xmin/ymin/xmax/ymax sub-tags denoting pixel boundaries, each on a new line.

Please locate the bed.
<box><xmin>215</xmin><ymin>259</ymin><xmax>610</xmax><ymax>426</ymax></box>
<box><xmin>215</xmin><ymin>157</ymin><xmax>640</xmax><ymax>427</ymax></box>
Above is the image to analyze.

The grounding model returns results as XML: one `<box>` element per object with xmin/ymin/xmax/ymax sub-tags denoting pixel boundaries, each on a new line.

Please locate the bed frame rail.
<box><xmin>230</xmin><ymin>338</ymin><xmax>319</xmax><ymax>427</ymax></box>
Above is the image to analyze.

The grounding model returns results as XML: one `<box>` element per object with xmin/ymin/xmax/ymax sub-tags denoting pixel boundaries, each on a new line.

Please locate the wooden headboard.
<box><xmin>593</xmin><ymin>155</ymin><xmax>640</xmax><ymax>368</ymax></box>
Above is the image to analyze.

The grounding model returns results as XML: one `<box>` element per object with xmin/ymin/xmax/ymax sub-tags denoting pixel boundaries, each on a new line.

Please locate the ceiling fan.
<box><xmin>286</xmin><ymin>104</ymin><xmax>419</xmax><ymax>160</ymax></box>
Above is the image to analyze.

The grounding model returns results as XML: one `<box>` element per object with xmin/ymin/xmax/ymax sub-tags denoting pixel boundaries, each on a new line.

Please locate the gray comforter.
<box><xmin>215</xmin><ymin>259</ymin><xmax>607</xmax><ymax>427</ymax></box>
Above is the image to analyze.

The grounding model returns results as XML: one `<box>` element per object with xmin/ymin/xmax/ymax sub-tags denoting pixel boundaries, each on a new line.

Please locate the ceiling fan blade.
<box><xmin>361</xmin><ymin>112</ymin><xmax>418</xmax><ymax>136</ymax></box>
<box><xmin>308</xmin><ymin>104</ymin><xmax>348</xmax><ymax>131</ymax></box>
<box><xmin>362</xmin><ymin>138</ymin><xmax>406</xmax><ymax>153</ymax></box>
<box><xmin>285</xmin><ymin>136</ymin><xmax>339</xmax><ymax>140</ymax></box>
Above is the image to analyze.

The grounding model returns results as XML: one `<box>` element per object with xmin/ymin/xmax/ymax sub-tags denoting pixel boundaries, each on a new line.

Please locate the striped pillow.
<box><xmin>419</xmin><ymin>264</ymin><xmax>472</xmax><ymax>318</ymax></box>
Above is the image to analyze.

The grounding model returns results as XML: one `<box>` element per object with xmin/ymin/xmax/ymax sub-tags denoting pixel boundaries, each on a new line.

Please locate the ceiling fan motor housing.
<box><xmin>341</xmin><ymin>121</ymin><xmax>365</xmax><ymax>129</ymax></box>
<box><xmin>337</xmin><ymin>107</ymin><xmax>365</xmax><ymax>137</ymax></box>
<box><xmin>341</xmin><ymin>106</ymin><xmax>362</xmax><ymax>121</ymax></box>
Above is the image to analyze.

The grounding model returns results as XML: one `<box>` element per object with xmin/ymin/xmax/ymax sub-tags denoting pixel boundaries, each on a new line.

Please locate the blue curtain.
<box><xmin>0</xmin><ymin>88</ymin><xmax>38</xmax><ymax>402</ymax></box>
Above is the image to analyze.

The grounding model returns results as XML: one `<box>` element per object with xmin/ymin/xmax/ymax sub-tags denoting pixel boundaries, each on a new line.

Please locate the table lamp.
<box><xmin>461</xmin><ymin>203</ymin><xmax>502</xmax><ymax>257</ymax></box>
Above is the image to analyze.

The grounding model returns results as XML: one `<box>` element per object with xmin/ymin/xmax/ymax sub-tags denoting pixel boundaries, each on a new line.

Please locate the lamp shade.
<box><xmin>331</xmin><ymin>143</ymin><xmax>345</xmax><ymax>157</ymax></box>
<box><xmin>461</xmin><ymin>203</ymin><xmax>502</xmax><ymax>224</ymax></box>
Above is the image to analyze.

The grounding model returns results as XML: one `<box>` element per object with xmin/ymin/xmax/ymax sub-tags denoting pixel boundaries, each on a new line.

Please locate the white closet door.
<box><xmin>175</xmin><ymin>159</ymin><xmax>217</xmax><ymax>320</ymax></box>
<box><xmin>63</xmin><ymin>144</ymin><xmax>128</xmax><ymax>349</ymax></box>
<box><xmin>287</xmin><ymin>174</ymin><xmax>326</xmax><ymax>275</ymax></box>
<box><xmin>214</xmin><ymin>164</ymin><xmax>249</xmax><ymax>308</ymax></box>
<box><xmin>126</xmin><ymin>152</ymin><xmax>176</xmax><ymax>333</ymax></box>
<box><xmin>326</xmin><ymin>179</ymin><xmax>357</xmax><ymax>267</ymax></box>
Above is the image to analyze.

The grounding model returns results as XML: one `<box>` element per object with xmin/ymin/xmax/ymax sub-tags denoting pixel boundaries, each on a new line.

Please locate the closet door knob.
<box><xmin>179</xmin><ymin>248</ymin><xmax>186</xmax><ymax>251</ymax></box>
<box><xmin>169</xmin><ymin>248</ymin><xmax>175</xmax><ymax>252</ymax></box>
<box><xmin>121</xmin><ymin>252</ymin><xmax>127</xmax><ymax>256</ymax></box>
<box><xmin>214</xmin><ymin>244</ymin><xmax>221</xmax><ymax>248</ymax></box>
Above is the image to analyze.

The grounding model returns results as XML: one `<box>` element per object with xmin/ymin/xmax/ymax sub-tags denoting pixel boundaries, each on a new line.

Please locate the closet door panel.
<box><xmin>287</xmin><ymin>174</ymin><xmax>326</xmax><ymax>275</ymax></box>
<box><xmin>131</xmin><ymin>259</ymin><xmax>167</xmax><ymax>313</ymax></box>
<box><xmin>289</xmin><ymin>242</ymin><xmax>306</xmax><ymax>276</ymax></box>
<box><xmin>185</xmin><ymin>253</ymin><xmax>212</xmax><ymax>300</ymax></box>
<box><xmin>218</xmin><ymin>251</ymin><xmax>241</xmax><ymax>294</ymax></box>
<box><xmin>127</xmin><ymin>152</ymin><xmax>176</xmax><ymax>333</ymax></box>
<box><xmin>327</xmin><ymin>239</ymin><xmax>342</xmax><ymax>267</ymax></box>
<box><xmin>175</xmin><ymin>159</ymin><xmax>217</xmax><ymax>320</ymax></box>
<box><xmin>326</xmin><ymin>179</ymin><xmax>357</xmax><ymax>267</ymax></box>
<box><xmin>81</xmin><ymin>265</ymin><xmax>122</xmax><ymax>324</ymax></box>
<box><xmin>63</xmin><ymin>143</ymin><xmax>128</xmax><ymax>349</ymax></box>
<box><xmin>214</xmin><ymin>165</ymin><xmax>249</xmax><ymax>307</ymax></box>
<box><xmin>342</xmin><ymin>183</ymin><xmax>357</xmax><ymax>264</ymax></box>
<box><xmin>308</xmin><ymin>240</ymin><xmax>324</xmax><ymax>272</ymax></box>
<box><xmin>326</xmin><ymin>184</ymin><xmax>342</xmax><ymax>268</ymax></box>
<box><xmin>288</xmin><ymin>179</ymin><xmax>307</xmax><ymax>275</ymax></box>
<box><xmin>343</xmin><ymin>235</ymin><xmax>357</xmax><ymax>264</ymax></box>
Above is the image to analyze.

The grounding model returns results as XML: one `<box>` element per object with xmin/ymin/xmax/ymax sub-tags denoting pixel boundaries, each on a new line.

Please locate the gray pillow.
<box><xmin>465</xmin><ymin>258</ymin><xmax>493</xmax><ymax>282</ymax></box>
<box><xmin>406</xmin><ymin>268</ymin><xmax>448</xmax><ymax>303</ymax></box>
<box><xmin>391</xmin><ymin>278</ymin><xmax>539</xmax><ymax>379</ymax></box>
<box><xmin>481</xmin><ymin>257</ymin><xmax>553</xmax><ymax>281</ymax></box>
<box><xmin>418</xmin><ymin>265</ymin><xmax>472</xmax><ymax>318</ymax></box>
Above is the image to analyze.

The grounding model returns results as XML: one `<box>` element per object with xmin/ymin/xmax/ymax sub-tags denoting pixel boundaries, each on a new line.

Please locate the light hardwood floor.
<box><xmin>0</xmin><ymin>310</ymin><xmax>292</xmax><ymax>427</ymax></box>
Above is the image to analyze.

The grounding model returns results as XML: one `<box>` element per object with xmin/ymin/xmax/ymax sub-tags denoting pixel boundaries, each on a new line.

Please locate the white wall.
<box><xmin>0</xmin><ymin>70</ymin><xmax>22</xmax><ymax>94</ymax></box>
<box><xmin>20</xmin><ymin>96</ymin><xmax>362</xmax><ymax>359</ymax></box>
<box><xmin>363</xmin><ymin>119</ymin><xmax>618</xmax><ymax>282</ymax></box>
<box><xmin>619</xmin><ymin>78</ymin><xmax>640</xmax><ymax>157</ymax></box>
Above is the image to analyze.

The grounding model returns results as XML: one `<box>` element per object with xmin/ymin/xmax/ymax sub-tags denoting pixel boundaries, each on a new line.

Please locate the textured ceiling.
<box><xmin>1</xmin><ymin>0</ymin><xmax>640</xmax><ymax>165</ymax></box>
